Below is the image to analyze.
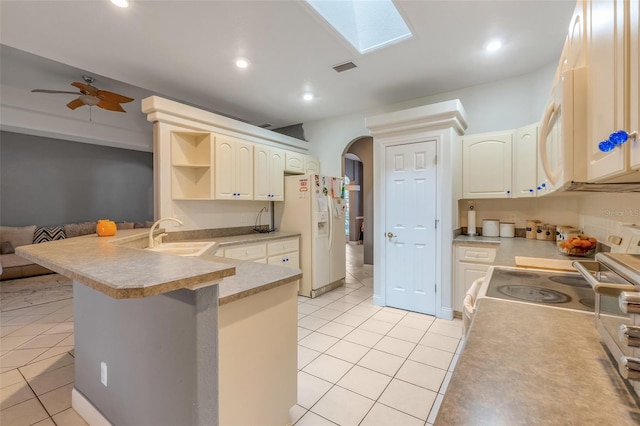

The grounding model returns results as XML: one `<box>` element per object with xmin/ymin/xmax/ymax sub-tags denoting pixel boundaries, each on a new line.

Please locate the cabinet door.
<box><xmin>567</xmin><ymin>0</ymin><xmax>587</xmax><ymax>70</ymax></box>
<box><xmin>234</xmin><ymin>141</ymin><xmax>254</xmax><ymax>200</ymax></box>
<box><xmin>215</xmin><ymin>137</ymin><xmax>253</xmax><ymax>200</ymax></box>
<box><xmin>254</xmin><ymin>146</ymin><xmax>284</xmax><ymax>201</ymax></box>
<box><xmin>304</xmin><ymin>156</ymin><xmax>320</xmax><ymax>174</ymax></box>
<box><xmin>215</xmin><ymin>138</ymin><xmax>236</xmax><ymax>199</ymax></box>
<box><xmin>586</xmin><ymin>0</ymin><xmax>626</xmax><ymax>181</ymax></box>
<box><xmin>513</xmin><ymin>124</ymin><xmax>538</xmax><ymax>198</ymax></box>
<box><xmin>462</xmin><ymin>132</ymin><xmax>513</xmax><ymax>198</ymax></box>
<box><xmin>254</xmin><ymin>146</ymin><xmax>271</xmax><ymax>201</ymax></box>
<box><xmin>454</xmin><ymin>262</ymin><xmax>490</xmax><ymax>312</ymax></box>
<box><xmin>631</xmin><ymin>0</ymin><xmax>640</xmax><ymax>169</ymax></box>
<box><xmin>269</xmin><ymin>148</ymin><xmax>285</xmax><ymax>201</ymax></box>
<box><xmin>268</xmin><ymin>251</ymin><xmax>299</xmax><ymax>269</ymax></box>
<box><xmin>285</xmin><ymin>151</ymin><xmax>304</xmax><ymax>174</ymax></box>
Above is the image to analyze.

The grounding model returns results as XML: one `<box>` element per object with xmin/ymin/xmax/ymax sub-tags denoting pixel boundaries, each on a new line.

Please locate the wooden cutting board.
<box><xmin>514</xmin><ymin>256</ymin><xmax>577</xmax><ymax>272</ymax></box>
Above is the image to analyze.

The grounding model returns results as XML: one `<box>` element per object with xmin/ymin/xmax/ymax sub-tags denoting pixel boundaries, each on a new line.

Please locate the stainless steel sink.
<box><xmin>146</xmin><ymin>241</ymin><xmax>216</xmax><ymax>257</ymax></box>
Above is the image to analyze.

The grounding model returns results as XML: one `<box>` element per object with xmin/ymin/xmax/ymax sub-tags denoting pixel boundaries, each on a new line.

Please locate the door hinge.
<box><xmin>435</xmin><ymin>283</ymin><xmax>437</xmax><ymax>293</ymax></box>
<box><xmin>434</xmin><ymin>154</ymin><xmax>437</xmax><ymax>165</ymax></box>
<box><xmin>435</xmin><ymin>219</ymin><xmax>439</xmax><ymax>229</ymax></box>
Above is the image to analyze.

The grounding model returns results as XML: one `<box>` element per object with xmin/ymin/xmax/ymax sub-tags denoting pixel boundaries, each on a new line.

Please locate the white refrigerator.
<box><xmin>277</xmin><ymin>174</ymin><xmax>346</xmax><ymax>298</ymax></box>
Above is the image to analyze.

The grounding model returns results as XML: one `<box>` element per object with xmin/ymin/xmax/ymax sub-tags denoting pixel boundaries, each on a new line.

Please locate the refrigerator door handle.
<box><xmin>327</xmin><ymin>194</ymin><xmax>333</xmax><ymax>251</ymax></box>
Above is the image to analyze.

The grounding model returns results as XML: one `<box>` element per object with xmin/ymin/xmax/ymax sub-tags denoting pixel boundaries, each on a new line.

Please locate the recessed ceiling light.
<box><xmin>110</xmin><ymin>0</ymin><xmax>129</xmax><ymax>8</ymax></box>
<box><xmin>485</xmin><ymin>39</ymin><xmax>503</xmax><ymax>53</ymax></box>
<box><xmin>235</xmin><ymin>58</ymin><xmax>250</xmax><ymax>69</ymax></box>
<box><xmin>302</xmin><ymin>93</ymin><xmax>314</xmax><ymax>102</ymax></box>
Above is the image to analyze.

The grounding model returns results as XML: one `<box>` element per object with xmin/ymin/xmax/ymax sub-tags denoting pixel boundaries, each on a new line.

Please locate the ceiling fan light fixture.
<box><xmin>79</xmin><ymin>94</ymin><xmax>100</xmax><ymax>106</ymax></box>
<box><xmin>110</xmin><ymin>0</ymin><xmax>129</xmax><ymax>8</ymax></box>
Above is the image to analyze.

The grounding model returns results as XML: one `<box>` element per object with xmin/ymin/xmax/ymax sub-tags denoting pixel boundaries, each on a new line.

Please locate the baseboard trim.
<box><xmin>438</xmin><ymin>307</ymin><xmax>454</xmax><ymax>320</ymax></box>
<box><xmin>363</xmin><ymin>264</ymin><xmax>373</xmax><ymax>271</ymax></box>
<box><xmin>72</xmin><ymin>388</ymin><xmax>112</xmax><ymax>426</ymax></box>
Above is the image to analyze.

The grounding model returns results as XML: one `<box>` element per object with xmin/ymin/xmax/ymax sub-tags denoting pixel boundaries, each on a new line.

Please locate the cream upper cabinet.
<box><xmin>462</xmin><ymin>132</ymin><xmax>513</xmax><ymax>198</ymax></box>
<box><xmin>304</xmin><ymin>155</ymin><xmax>320</xmax><ymax>174</ymax></box>
<box><xmin>513</xmin><ymin>124</ymin><xmax>538</xmax><ymax>198</ymax></box>
<box><xmin>215</xmin><ymin>136</ymin><xmax>254</xmax><ymax>200</ymax></box>
<box><xmin>585</xmin><ymin>0</ymin><xmax>627</xmax><ymax>181</ymax></box>
<box><xmin>284</xmin><ymin>151</ymin><xmax>305</xmax><ymax>174</ymax></box>
<box><xmin>254</xmin><ymin>146</ymin><xmax>285</xmax><ymax>201</ymax></box>
<box><xmin>630</xmin><ymin>0</ymin><xmax>640</xmax><ymax>170</ymax></box>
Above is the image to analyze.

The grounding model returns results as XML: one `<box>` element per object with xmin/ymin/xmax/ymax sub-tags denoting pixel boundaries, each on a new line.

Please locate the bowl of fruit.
<box><xmin>557</xmin><ymin>234</ymin><xmax>597</xmax><ymax>257</ymax></box>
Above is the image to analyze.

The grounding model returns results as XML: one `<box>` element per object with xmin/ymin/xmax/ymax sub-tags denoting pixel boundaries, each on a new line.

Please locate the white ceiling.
<box><xmin>0</xmin><ymin>0</ymin><xmax>576</xmax><ymax>131</ymax></box>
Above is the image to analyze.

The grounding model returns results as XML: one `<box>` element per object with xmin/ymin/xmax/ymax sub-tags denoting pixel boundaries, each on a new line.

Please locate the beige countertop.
<box><xmin>453</xmin><ymin>235</ymin><xmax>595</xmax><ymax>266</ymax></box>
<box><xmin>16</xmin><ymin>229</ymin><xmax>301</xmax><ymax>301</ymax></box>
<box><xmin>435</xmin><ymin>298</ymin><xmax>640</xmax><ymax>425</ymax></box>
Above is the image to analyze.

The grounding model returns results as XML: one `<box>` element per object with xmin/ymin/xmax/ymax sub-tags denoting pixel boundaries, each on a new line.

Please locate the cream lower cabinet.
<box><xmin>267</xmin><ymin>238</ymin><xmax>300</xmax><ymax>269</ymax></box>
<box><xmin>453</xmin><ymin>245</ymin><xmax>497</xmax><ymax>312</ymax></box>
<box><xmin>254</xmin><ymin>146</ymin><xmax>285</xmax><ymax>201</ymax></box>
<box><xmin>215</xmin><ymin>136</ymin><xmax>253</xmax><ymax>200</ymax></box>
<box><xmin>216</xmin><ymin>237</ymin><xmax>300</xmax><ymax>269</ymax></box>
<box><xmin>217</xmin><ymin>243</ymin><xmax>267</xmax><ymax>263</ymax></box>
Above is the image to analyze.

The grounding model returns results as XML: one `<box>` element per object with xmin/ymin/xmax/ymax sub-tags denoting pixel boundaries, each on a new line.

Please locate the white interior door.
<box><xmin>385</xmin><ymin>141</ymin><xmax>437</xmax><ymax>315</ymax></box>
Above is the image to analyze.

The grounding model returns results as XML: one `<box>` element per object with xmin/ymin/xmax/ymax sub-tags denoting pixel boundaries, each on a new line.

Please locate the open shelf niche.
<box><xmin>170</xmin><ymin>131</ymin><xmax>214</xmax><ymax>200</ymax></box>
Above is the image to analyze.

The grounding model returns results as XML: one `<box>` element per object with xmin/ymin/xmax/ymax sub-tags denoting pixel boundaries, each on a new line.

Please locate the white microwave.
<box><xmin>538</xmin><ymin>66</ymin><xmax>588</xmax><ymax>193</ymax></box>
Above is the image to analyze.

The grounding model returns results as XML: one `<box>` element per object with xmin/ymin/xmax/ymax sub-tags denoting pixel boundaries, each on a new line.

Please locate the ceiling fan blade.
<box><xmin>71</xmin><ymin>82</ymin><xmax>98</xmax><ymax>94</ymax></box>
<box><xmin>66</xmin><ymin>98</ymin><xmax>85</xmax><ymax>110</ymax></box>
<box><xmin>96</xmin><ymin>90</ymin><xmax>134</xmax><ymax>104</ymax></box>
<box><xmin>32</xmin><ymin>89</ymin><xmax>80</xmax><ymax>95</ymax></box>
<box><xmin>97</xmin><ymin>99</ymin><xmax>126</xmax><ymax>112</ymax></box>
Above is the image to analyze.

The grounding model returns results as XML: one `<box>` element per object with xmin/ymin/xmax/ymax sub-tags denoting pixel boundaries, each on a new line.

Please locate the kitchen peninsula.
<box><xmin>16</xmin><ymin>228</ymin><xmax>301</xmax><ymax>426</ymax></box>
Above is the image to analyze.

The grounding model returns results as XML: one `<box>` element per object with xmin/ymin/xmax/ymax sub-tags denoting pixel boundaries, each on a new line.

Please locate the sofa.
<box><xmin>0</xmin><ymin>221</ymin><xmax>153</xmax><ymax>280</ymax></box>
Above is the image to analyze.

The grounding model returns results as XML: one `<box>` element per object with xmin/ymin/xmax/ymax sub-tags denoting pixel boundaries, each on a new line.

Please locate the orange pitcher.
<box><xmin>96</xmin><ymin>219</ymin><xmax>117</xmax><ymax>237</ymax></box>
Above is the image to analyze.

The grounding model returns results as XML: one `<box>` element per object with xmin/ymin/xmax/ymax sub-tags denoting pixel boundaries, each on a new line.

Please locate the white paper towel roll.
<box><xmin>467</xmin><ymin>210</ymin><xmax>476</xmax><ymax>235</ymax></box>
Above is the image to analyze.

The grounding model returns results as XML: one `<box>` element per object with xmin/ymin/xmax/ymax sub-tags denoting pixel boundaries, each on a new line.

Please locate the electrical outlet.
<box><xmin>100</xmin><ymin>362</ymin><xmax>108</xmax><ymax>387</ymax></box>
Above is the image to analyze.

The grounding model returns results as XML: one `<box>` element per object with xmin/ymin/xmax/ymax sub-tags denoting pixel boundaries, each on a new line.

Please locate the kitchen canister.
<box><xmin>536</xmin><ymin>224</ymin><xmax>547</xmax><ymax>240</ymax></box>
<box><xmin>526</xmin><ymin>220</ymin><xmax>541</xmax><ymax>239</ymax></box>
<box><xmin>546</xmin><ymin>225</ymin><xmax>557</xmax><ymax>241</ymax></box>
<box><xmin>482</xmin><ymin>219</ymin><xmax>500</xmax><ymax>237</ymax></box>
<box><xmin>499</xmin><ymin>222</ymin><xmax>515</xmax><ymax>238</ymax></box>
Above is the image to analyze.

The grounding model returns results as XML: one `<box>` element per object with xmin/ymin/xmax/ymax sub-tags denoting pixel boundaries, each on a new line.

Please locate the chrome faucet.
<box><xmin>148</xmin><ymin>217</ymin><xmax>183</xmax><ymax>248</ymax></box>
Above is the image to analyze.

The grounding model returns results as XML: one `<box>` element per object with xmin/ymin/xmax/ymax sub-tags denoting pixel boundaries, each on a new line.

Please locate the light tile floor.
<box><xmin>0</xmin><ymin>244</ymin><xmax>462</xmax><ymax>425</ymax></box>
<box><xmin>292</xmin><ymin>244</ymin><xmax>463</xmax><ymax>425</ymax></box>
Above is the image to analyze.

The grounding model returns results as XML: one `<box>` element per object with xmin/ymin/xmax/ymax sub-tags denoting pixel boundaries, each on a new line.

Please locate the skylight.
<box><xmin>306</xmin><ymin>0</ymin><xmax>412</xmax><ymax>54</ymax></box>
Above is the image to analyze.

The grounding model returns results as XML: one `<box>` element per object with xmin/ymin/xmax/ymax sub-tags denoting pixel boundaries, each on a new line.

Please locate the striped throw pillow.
<box><xmin>33</xmin><ymin>226</ymin><xmax>66</xmax><ymax>244</ymax></box>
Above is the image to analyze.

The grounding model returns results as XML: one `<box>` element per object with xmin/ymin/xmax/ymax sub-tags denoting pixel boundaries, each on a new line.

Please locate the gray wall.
<box><xmin>0</xmin><ymin>131</ymin><xmax>153</xmax><ymax>226</ymax></box>
<box><xmin>74</xmin><ymin>283</ymin><xmax>219</xmax><ymax>425</ymax></box>
<box><xmin>346</xmin><ymin>137</ymin><xmax>373</xmax><ymax>265</ymax></box>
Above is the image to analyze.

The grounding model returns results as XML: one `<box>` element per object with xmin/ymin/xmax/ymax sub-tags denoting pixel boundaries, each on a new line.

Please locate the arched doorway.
<box><xmin>342</xmin><ymin>136</ymin><xmax>373</xmax><ymax>266</ymax></box>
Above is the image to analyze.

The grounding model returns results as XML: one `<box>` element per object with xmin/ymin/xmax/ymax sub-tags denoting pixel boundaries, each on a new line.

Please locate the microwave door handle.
<box><xmin>539</xmin><ymin>101</ymin><xmax>557</xmax><ymax>186</ymax></box>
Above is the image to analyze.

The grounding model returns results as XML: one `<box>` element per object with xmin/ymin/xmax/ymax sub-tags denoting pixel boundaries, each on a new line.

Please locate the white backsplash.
<box><xmin>577</xmin><ymin>193</ymin><xmax>640</xmax><ymax>243</ymax></box>
<box><xmin>459</xmin><ymin>193</ymin><xmax>640</xmax><ymax>244</ymax></box>
<box><xmin>459</xmin><ymin>197</ymin><xmax>580</xmax><ymax>230</ymax></box>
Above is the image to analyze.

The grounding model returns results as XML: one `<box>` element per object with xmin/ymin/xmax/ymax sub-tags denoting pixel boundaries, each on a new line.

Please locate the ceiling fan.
<box><xmin>31</xmin><ymin>75</ymin><xmax>134</xmax><ymax>112</ymax></box>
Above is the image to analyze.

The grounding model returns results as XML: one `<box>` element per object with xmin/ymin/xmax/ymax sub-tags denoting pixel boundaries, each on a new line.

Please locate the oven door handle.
<box><xmin>572</xmin><ymin>261</ymin><xmax>636</xmax><ymax>297</ymax></box>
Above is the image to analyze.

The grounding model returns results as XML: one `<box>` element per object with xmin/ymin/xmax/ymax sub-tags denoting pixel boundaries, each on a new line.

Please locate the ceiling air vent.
<box><xmin>332</xmin><ymin>61</ymin><xmax>357</xmax><ymax>73</ymax></box>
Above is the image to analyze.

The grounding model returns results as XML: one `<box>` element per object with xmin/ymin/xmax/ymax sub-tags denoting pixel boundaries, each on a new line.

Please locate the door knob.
<box><xmin>387</xmin><ymin>232</ymin><xmax>396</xmax><ymax>239</ymax></box>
